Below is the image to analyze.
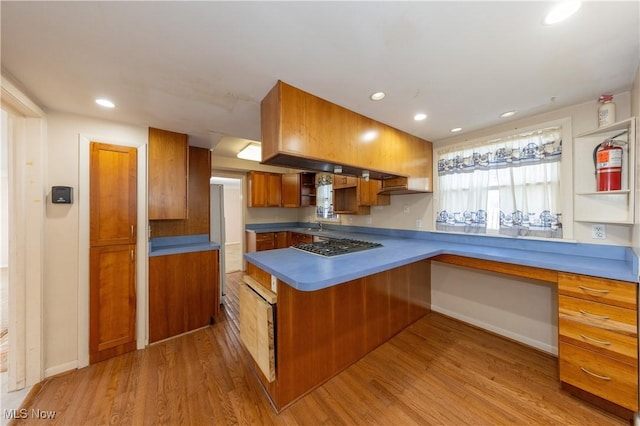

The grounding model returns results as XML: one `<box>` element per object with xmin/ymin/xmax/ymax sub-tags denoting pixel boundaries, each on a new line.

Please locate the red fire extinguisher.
<box><xmin>593</xmin><ymin>131</ymin><xmax>627</xmax><ymax>191</ymax></box>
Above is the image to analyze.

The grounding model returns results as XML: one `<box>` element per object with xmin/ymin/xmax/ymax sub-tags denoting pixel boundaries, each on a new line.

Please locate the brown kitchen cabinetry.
<box><xmin>248</xmin><ymin>171</ymin><xmax>282</xmax><ymax>207</ymax></box>
<box><xmin>558</xmin><ymin>272</ymin><xmax>638</xmax><ymax>411</ymax></box>
<box><xmin>281</xmin><ymin>173</ymin><xmax>301</xmax><ymax>207</ymax></box>
<box><xmin>333</xmin><ymin>177</ymin><xmax>390</xmax><ymax>215</ymax></box>
<box><xmin>332</xmin><ymin>175</ymin><xmax>358</xmax><ymax>189</ymax></box>
<box><xmin>289</xmin><ymin>232</ymin><xmax>312</xmax><ymax>245</ymax></box>
<box><xmin>149</xmin><ymin>250</ymin><xmax>219</xmax><ymax>343</ymax></box>
<box><xmin>148</xmin><ymin>127</ymin><xmax>189</xmax><ymax>220</ymax></box>
<box><xmin>261</xmin><ymin>81</ymin><xmax>433</xmax><ymax>193</ymax></box>
<box><xmin>300</xmin><ymin>172</ymin><xmax>316</xmax><ymax>207</ymax></box>
<box><xmin>89</xmin><ymin>142</ymin><xmax>137</xmax><ymax>364</ymax></box>
<box><xmin>246</xmin><ymin>231</ymin><xmax>289</xmax><ymax>252</ymax></box>
<box><xmin>150</xmin><ymin>146</ymin><xmax>211</xmax><ymax>238</ymax></box>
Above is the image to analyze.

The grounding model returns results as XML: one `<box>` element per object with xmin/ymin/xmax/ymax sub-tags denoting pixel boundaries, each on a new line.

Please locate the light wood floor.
<box><xmin>12</xmin><ymin>271</ymin><xmax>629</xmax><ymax>425</ymax></box>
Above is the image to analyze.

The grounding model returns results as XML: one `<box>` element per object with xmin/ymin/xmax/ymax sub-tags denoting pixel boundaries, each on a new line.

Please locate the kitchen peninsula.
<box><xmin>243</xmin><ymin>225</ymin><xmax>638</xmax><ymax>414</ymax></box>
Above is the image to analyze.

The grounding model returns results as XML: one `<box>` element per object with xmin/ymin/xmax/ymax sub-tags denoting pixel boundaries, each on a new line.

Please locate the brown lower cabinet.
<box><xmin>243</xmin><ymin>259</ymin><xmax>431</xmax><ymax>412</ymax></box>
<box><xmin>149</xmin><ymin>250</ymin><xmax>219</xmax><ymax>343</ymax></box>
<box><xmin>246</xmin><ymin>231</ymin><xmax>289</xmax><ymax>252</ymax></box>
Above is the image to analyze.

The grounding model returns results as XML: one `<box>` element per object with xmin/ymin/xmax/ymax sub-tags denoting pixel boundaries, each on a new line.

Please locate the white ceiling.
<box><xmin>2</xmin><ymin>1</ymin><xmax>639</xmax><ymax>157</ymax></box>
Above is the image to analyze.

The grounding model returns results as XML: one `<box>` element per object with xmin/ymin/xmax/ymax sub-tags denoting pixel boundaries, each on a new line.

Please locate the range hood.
<box><xmin>377</xmin><ymin>176</ymin><xmax>431</xmax><ymax>195</ymax></box>
<box><xmin>260</xmin><ymin>81</ymin><xmax>434</xmax><ymax>194</ymax></box>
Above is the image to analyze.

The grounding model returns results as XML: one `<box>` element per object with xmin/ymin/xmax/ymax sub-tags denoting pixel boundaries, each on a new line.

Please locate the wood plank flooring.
<box><xmin>10</xmin><ymin>271</ymin><xmax>629</xmax><ymax>425</ymax></box>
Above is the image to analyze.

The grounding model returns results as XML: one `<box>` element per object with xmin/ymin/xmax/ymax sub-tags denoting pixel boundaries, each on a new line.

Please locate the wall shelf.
<box><xmin>573</xmin><ymin>117</ymin><xmax>636</xmax><ymax>224</ymax></box>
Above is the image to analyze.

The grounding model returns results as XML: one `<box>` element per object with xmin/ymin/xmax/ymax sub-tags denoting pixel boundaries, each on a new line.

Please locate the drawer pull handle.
<box><xmin>580</xmin><ymin>334</ymin><xmax>611</xmax><ymax>346</ymax></box>
<box><xmin>580</xmin><ymin>367</ymin><xmax>611</xmax><ymax>381</ymax></box>
<box><xmin>578</xmin><ymin>285</ymin><xmax>609</xmax><ymax>295</ymax></box>
<box><xmin>579</xmin><ymin>309</ymin><xmax>609</xmax><ymax>320</ymax></box>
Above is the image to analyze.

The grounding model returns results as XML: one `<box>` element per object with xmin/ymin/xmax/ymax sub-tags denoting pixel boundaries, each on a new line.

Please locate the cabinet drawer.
<box><xmin>558</xmin><ymin>272</ymin><xmax>637</xmax><ymax>309</ymax></box>
<box><xmin>255</xmin><ymin>232</ymin><xmax>275</xmax><ymax>242</ymax></box>
<box><xmin>559</xmin><ymin>316</ymin><xmax>637</xmax><ymax>365</ymax></box>
<box><xmin>558</xmin><ymin>295</ymin><xmax>637</xmax><ymax>330</ymax></box>
<box><xmin>559</xmin><ymin>342</ymin><xmax>638</xmax><ymax>411</ymax></box>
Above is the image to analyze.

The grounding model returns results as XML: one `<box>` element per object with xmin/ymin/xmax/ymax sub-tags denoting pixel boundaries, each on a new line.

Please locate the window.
<box><xmin>315</xmin><ymin>173</ymin><xmax>339</xmax><ymax>221</ymax></box>
<box><xmin>436</xmin><ymin>126</ymin><xmax>563</xmax><ymax>238</ymax></box>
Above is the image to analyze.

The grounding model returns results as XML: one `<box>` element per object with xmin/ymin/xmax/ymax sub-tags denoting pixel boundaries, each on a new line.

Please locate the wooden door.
<box><xmin>148</xmin><ymin>127</ymin><xmax>188</xmax><ymax>219</ymax></box>
<box><xmin>90</xmin><ymin>142</ymin><xmax>137</xmax><ymax>364</ymax></box>
<box><xmin>266</xmin><ymin>173</ymin><xmax>282</xmax><ymax>206</ymax></box>
<box><xmin>90</xmin><ymin>245</ymin><xmax>136</xmax><ymax>363</ymax></box>
<box><xmin>248</xmin><ymin>171</ymin><xmax>268</xmax><ymax>207</ymax></box>
<box><xmin>281</xmin><ymin>173</ymin><xmax>300</xmax><ymax>207</ymax></box>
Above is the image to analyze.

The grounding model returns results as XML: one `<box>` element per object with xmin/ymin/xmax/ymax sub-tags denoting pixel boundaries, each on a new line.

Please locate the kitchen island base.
<box><xmin>244</xmin><ymin>259</ymin><xmax>431</xmax><ymax>412</ymax></box>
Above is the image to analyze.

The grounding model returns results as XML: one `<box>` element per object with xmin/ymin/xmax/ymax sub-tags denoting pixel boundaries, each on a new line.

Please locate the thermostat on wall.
<box><xmin>51</xmin><ymin>186</ymin><xmax>73</xmax><ymax>204</ymax></box>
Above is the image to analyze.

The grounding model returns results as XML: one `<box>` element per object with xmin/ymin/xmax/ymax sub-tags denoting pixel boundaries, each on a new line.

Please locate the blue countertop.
<box><xmin>149</xmin><ymin>234</ymin><xmax>220</xmax><ymax>257</ymax></box>
<box><xmin>244</xmin><ymin>224</ymin><xmax>639</xmax><ymax>291</ymax></box>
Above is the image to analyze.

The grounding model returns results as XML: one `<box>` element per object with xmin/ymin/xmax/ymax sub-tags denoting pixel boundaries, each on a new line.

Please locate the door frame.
<box><xmin>1</xmin><ymin>76</ymin><xmax>46</xmax><ymax>390</ymax></box>
<box><xmin>78</xmin><ymin>136</ymin><xmax>148</xmax><ymax>368</ymax></box>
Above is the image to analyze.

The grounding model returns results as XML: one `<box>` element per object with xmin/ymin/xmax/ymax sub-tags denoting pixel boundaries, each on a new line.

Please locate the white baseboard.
<box><xmin>44</xmin><ymin>360</ymin><xmax>78</xmax><ymax>378</ymax></box>
<box><xmin>430</xmin><ymin>305</ymin><xmax>558</xmax><ymax>356</ymax></box>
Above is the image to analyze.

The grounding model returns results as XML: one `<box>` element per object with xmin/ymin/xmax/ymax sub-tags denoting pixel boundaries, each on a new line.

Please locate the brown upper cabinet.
<box><xmin>248</xmin><ymin>171</ymin><xmax>282</xmax><ymax>207</ymax></box>
<box><xmin>333</xmin><ymin>177</ymin><xmax>389</xmax><ymax>215</ymax></box>
<box><xmin>148</xmin><ymin>127</ymin><xmax>189</xmax><ymax>219</ymax></box>
<box><xmin>281</xmin><ymin>173</ymin><xmax>301</xmax><ymax>207</ymax></box>
<box><xmin>260</xmin><ymin>81</ymin><xmax>433</xmax><ymax>193</ymax></box>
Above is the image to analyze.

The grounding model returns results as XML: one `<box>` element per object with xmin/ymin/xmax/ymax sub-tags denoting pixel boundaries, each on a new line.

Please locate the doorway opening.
<box><xmin>1</xmin><ymin>109</ymin><xmax>9</xmax><ymax>378</ymax></box>
<box><xmin>210</xmin><ymin>175</ymin><xmax>244</xmax><ymax>296</ymax></box>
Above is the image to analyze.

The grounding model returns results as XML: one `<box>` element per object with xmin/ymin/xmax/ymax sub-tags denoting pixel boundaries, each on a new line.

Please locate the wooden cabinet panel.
<box><xmin>149</xmin><ymin>250</ymin><xmax>219</xmax><ymax>343</ymax></box>
<box><xmin>248</xmin><ymin>171</ymin><xmax>282</xmax><ymax>207</ymax></box>
<box><xmin>148</xmin><ymin>127</ymin><xmax>188</xmax><ymax>219</ymax></box>
<box><xmin>245</xmin><ymin>259</ymin><xmax>431</xmax><ymax>411</ymax></box>
<box><xmin>275</xmin><ymin>231</ymin><xmax>288</xmax><ymax>249</ymax></box>
<box><xmin>247</xmin><ymin>231</ymin><xmax>289</xmax><ymax>252</ymax></box>
<box><xmin>90</xmin><ymin>143</ymin><xmax>137</xmax><ymax>246</ymax></box>
<box><xmin>332</xmin><ymin>175</ymin><xmax>357</xmax><ymax>189</ymax></box>
<box><xmin>300</xmin><ymin>172</ymin><xmax>316</xmax><ymax>207</ymax></box>
<box><xmin>261</xmin><ymin>81</ymin><xmax>433</xmax><ymax>190</ymax></box>
<box><xmin>281</xmin><ymin>173</ymin><xmax>300</xmax><ymax>207</ymax></box>
<box><xmin>557</xmin><ymin>272</ymin><xmax>638</xmax><ymax>412</ymax></box>
<box><xmin>89</xmin><ymin>142</ymin><xmax>137</xmax><ymax>364</ymax></box>
<box><xmin>290</xmin><ymin>232</ymin><xmax>312</xmax><ymax>245</ymax></box>
<box><xmin>150</xmin><ymin>146</ymin><xmax>211</xmax><ymax>237</ymax></box>
<box><xmin>558</xmin><ymin>272</ymin><xmax>637</xmax><ymax>309</ymax></box>
<box><xmin>559</xmin><ymin>342</ymin><xmax>638</xmax><ymax>411</ymax></box>
<box><xmin>90</xmin><ymin>245</ymin><xmax>136</xmax><ymax>363</ymax></box>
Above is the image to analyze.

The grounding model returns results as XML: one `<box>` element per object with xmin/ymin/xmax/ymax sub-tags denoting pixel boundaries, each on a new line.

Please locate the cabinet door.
<box><xmin>90</xmin><ymin>245</ymin><xmax>136</xmax><ymax>363</ymax></box>
<box><xmin>275</xmin><ymin>231</ymin><xmax>289</xmax><ymax>248</ymax></box>
<box><xmin>358</xmin><ymin>179</ymin><xmax>390</xmax><ymax>206</ymax></box>
<box><xmin>90</xmin><ymin>143</ymin><xmax>137</xmax><ymax>246</ymax></box>
<box><xmin>148</xmin><ymin>127</ymin><xmax>188</xmax><ymax>219</ymax></box>
<box><xmin>248</xmin><ymin>171</ymin><xmax>268</xmax><ymax>207</ymax></box>
<box><xmin>149</xmin><ymin>250</ymin><xmax>219</xmax><ymax>343</ymax></box>
<box><xmin>333</xmin><ymin>175</ymin><xmax>358</xmax><ymax>189</ymax></box>
<box><xmin>281</xmin><ymin>173</ymin><xmax>301</xmax><ymax>207</ymax></box>
<box><xmin>267</xmin><ymin>173</ymin><xmax>282</xmax><ymax>206</ymax></box>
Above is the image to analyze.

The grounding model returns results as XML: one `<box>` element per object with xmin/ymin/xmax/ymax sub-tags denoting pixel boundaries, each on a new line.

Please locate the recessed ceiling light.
<box><xmin>543</xmin><ymin>1</ymin><xmax>581</xmax><ymax>25</ymax></box>
<box><xmin>370</xmin><ymin>92</ymin><xmax>386</xmax><ymax>101</ymax></box>
<box><xmin>500</xmin><ymin>111</ymin><xmax>517</xmax><ymax>118</ymax></box>
<box><xmin>450</xmin><ymin>127</ymin><xmax>462</xmax><ymax>133</ymax></box>
<box><xmin>414</xmin><ymin>113</ymin><xmax>427</xmax><ymax>121</ymax></box>
<box><xmin>237</xmin><ymin>142</ymin><xmax>261</xmax><ymax>162</ymax></box>
<box><xmin>95</xmin><ymin>98</ymin><xmax>115</xmax><ymax>108</ymax></box>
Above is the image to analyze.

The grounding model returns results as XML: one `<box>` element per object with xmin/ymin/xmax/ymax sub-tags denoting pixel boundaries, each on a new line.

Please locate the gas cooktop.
<box><xmin>291</xmin><ymin>238</ymin><xmax>383</xmax><ymax>257</ymax></box>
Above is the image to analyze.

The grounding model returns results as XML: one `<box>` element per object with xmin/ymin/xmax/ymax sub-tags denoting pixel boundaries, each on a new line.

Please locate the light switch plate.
<box><xmin>270</xmin><ymin>275</ymin><xmax>277</xmax><ymax>293</ymax></box>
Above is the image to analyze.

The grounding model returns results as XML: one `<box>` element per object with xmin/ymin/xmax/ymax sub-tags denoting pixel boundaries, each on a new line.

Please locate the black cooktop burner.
<box><xmin>292</xmin><ymin>238</ymin><xmax>383</xmax><ymax>257</ymax></box>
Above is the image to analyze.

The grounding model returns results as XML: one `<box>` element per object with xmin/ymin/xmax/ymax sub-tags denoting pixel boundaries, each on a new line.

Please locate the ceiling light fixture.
<box><xmin>450</xmin><ymin>127</ymin><xmax>462</xmax><ymax>133</ymax></box>
<box><xmin>414</xmin><ymin>113</ymin><xmax>427</xmax><ymax>121</ymax></box>
<box><xmin>95</xmin><ymin>98</ymin><xmax>115</xmax><ymax>108</ymax></box>
<box><xmin>500</xmin><ymin>111</ymin><xmax>517</xmax><ymax>118</ymax></box>
<box><xmin>543</xmin><ymin>1</ymin><xmax>582</xmax><ymax>25</ymax></box>
<box><xmin>236</xmin><ymin>142</ymin><xmax>262</xmax><ymax>162</ymax></box>
<box><xmin>370</xmin><ymin>92</ymin><xmax>386</xmax><ymax>101</ymax></box>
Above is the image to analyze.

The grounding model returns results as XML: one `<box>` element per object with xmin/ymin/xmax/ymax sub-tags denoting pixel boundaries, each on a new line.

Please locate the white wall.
<box><xmin>44</xmin><ymin>111</ymin><xmax>147</xmax><ymax>375</ymax></box>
